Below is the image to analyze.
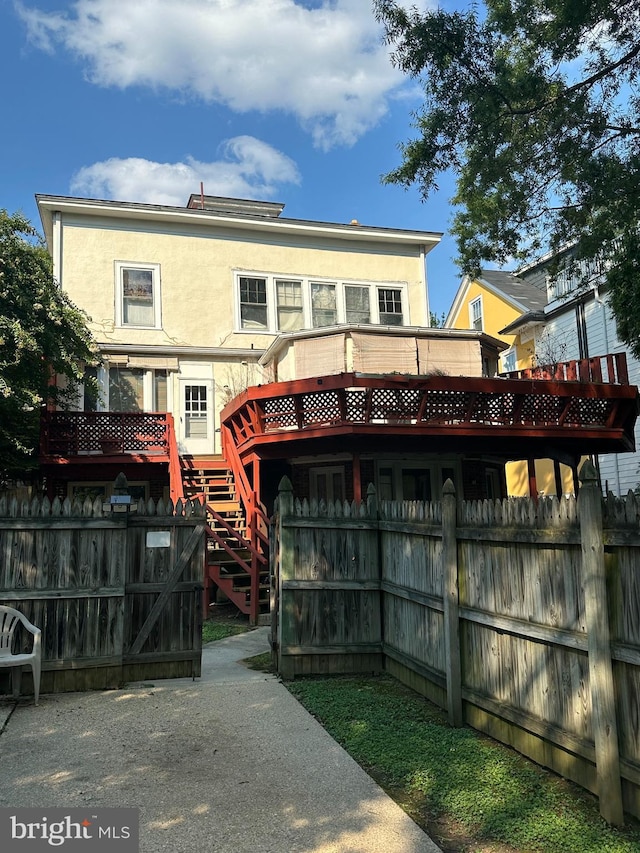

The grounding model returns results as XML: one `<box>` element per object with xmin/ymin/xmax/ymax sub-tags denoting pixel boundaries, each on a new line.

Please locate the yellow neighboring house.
<box><xmin>445</xmin><ymin>270</ymin><xmax>575</xmax><ymax>497</ymax></box>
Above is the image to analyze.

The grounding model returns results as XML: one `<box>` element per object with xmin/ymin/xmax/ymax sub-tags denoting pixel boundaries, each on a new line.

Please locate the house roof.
<box><xmin>36</xmin><ymin>194</ymin><xmax>443</xmax><ymax>254</ymax></box>
<box><xmin>445</xmin><ymin>269</ymin><xmax>548</xmax><ymax>329</ymax></box>
<box><xmin>259</xmin><ymin>323</ymin><xmax>507</xmax><ymax>367</ymax></box>
<box><xmin>479</xmin><ymin>270</ymin><xmax>547</xmax><ymax>313</ymax></box>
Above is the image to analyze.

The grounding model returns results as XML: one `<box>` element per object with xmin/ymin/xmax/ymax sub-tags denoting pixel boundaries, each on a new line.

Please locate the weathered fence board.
<box><xmin>0</xmin><ymin>496</ymin><xmax>204</xmax><ymax>693</ymax></box>
<box><xmin>271</xmin><ymin>472</ymin><xmax>640</xmax><ymax>824</ymax></box>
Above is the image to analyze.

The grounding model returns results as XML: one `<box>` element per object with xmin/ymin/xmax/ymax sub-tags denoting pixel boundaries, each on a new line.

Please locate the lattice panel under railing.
<box><xmin>221</xmin><ymin>370</ymin><xmax>637</xmax><ymax>453</ymax></box>
<box><xmin>465</xmin><ymin>392</ymin><xmax>513</xmax><ymax>425</ymax></box>
<box><xmin>261</xmin><ymin>396</ymin><xmax>298</xmax><ymax>430</ymax></box>
<box><xmin>516</xmin><ymin>394</ymin><xmax>565</xmax><ymax>426</ymax></box>
<box><xmin>44</xmin><ymin>412</ymin><xmax>169</xmax><ymax>455</ymax></box>
<box><xmin>574</xmin><ymin>397</ymin><xmax>615</xmax><ymax>427</ymax></box>
<box><xmin>367</xmin><ymin>388</ymin><xmax>419</xmax><ymax>421</ymax></box>
<box><xmin>418</xmin><ymin>390</ymin><xmax>475</xmax><ymax>423</ymax></box>
<box><xmin>345</xmin><ymin>389</ymin><xmax>368</xmax><ymax>422</ymax></box>
<box><xmin>300</xmin><ymin>391</ymin><xmax>342</xmax><ymax>426</ymax></box>
<box><xmin>121</xmin><ymin>414</ymin><xmax>167</xmax><ymax>451</ymax></box>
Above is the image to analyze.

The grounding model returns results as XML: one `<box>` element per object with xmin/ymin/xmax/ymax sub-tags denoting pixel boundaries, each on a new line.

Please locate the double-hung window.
<box><xmin>378</xmin><ymin>288</ymin><xmax>403</xmax><ymax>325</ymax></box>
<box><xmin>239</xmin><ymin>276</ymin><xmax>268</xmax><ymax>329</ymax></box>
<box><xmin>276</xmin><ymin>279</ymin><xmax>304</xmax><ymax>331</ymax></box>
<box><xmin>469</xmin><ymin>297</ymin><xmax>483</xmax><ymax>331</ymax></box>
<box><xmin>501</xmin><ymin>349</ymin><xmax>516</xmax><ymax>373</ymax></box>
<box><xmin>236</xmin><ymin>273</ymin><xmax>407</xmax><ymax>332</ymax></box>
<box><xmin>310</xmin><ymin>282</ymin><xmax>337</xmax><ymax>327</ymax></box>
<box><xmin>345</xmin><ymin>285</ymin><xmax>371</xmax><ymax>324</ymax></box>
<box><xmin>116</xmin><ymin>262</ymin><xmax>161</xmax><ymax>328</ymax></box>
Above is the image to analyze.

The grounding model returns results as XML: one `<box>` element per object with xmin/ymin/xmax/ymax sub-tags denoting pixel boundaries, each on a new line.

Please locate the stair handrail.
<box><xmin>221</xmin><ymin>421</ymin><xmax>271</xmax><ymax>624</ymax></box>
<box><xmin>204</xmin><ymin>503</ymin><xmax>266</xmax><ymax>565</ymax></box>
<box><xmin>221</xmin><ymin>424</ymin><xmax>269</xmax><ymax>551</ymax></box>
<box><xmin>166</xmin><ymin>414</ymin><xmax>185</xmax><ymax>504</ymax></box>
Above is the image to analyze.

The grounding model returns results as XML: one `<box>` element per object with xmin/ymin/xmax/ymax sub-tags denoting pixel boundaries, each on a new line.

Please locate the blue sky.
<box><xmin>2</xmin><ymin>0</ymin><xmax>464</xmax><ymax>318</ymax></box>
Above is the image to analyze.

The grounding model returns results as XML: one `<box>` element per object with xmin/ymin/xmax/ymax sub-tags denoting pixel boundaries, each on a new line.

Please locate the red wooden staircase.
<box><xmin>181</xmin><ymin>453</ymin><xmax>270</xmax><ymax>625</ymax></box>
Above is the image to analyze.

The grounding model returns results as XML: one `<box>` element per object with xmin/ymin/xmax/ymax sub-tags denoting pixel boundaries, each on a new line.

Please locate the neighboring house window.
<box><xmin>470</xmin><ymin>297</ymin><xmax>483</xmax><ymax>331</ymax></box>
<box><xmin>116</xmin><ymin>262</ymin><xmax>161</xmax><ymax>328</ymax></box>
<box><xmin>239</xmin><ymin>276</ymin><xmax>268</xmax><ymax>329</ymax></box>
<box><xmin>235</xmin><ymin>273</ymin><xmax>407</xmax><ymax>332</ymax></box>
<box><xmin>276</xmin><ymin>279</ymin><xmax>303</xmax><ymax>331</ymax></box>
<box><xmin>378</xmin><ymin>288</ymin><xmax>403</xmax><ymax>325</ymax></box>
<box><xmin>501</xmin><ymin>349</ymin><xmax>517</xmax><ymax>373</ymax></box>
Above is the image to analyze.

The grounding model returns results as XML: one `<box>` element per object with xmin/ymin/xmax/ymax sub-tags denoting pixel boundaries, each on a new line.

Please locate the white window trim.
<box><xmin>469</xmin><ymin>296</ymin><xmax>483</xmax><ymax>331</ymax></box>
<box><xmin>234</xmin><ymin>271</ymin><xmax>408</xmax><ymax>333</ymax></box>
<box><xmin>115</xmin><ymin>261</ymin><xmax>162</xmax><ymax>329</ymax></box>
<box><xmin>501</xmin><ymin>347</ymin><xmax>517</xmax><ymax>373</ymax></box>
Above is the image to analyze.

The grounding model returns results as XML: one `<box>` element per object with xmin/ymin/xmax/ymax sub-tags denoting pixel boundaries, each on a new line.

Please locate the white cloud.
<box><xmin>69</xmin><ymin>136</ymin><xmax>301</xmax><ymax>204</ymax></box>
<box><xmin>18</xmin><ymin>0</ymin><xmax>406</xmax><ymax>148</ymax></box>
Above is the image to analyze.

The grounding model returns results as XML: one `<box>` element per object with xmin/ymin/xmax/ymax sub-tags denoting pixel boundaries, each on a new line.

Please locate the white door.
<box><xmin>179</xmin><ymin>379</ymin><xmax>214</xmax><ymax>455</ymax></box>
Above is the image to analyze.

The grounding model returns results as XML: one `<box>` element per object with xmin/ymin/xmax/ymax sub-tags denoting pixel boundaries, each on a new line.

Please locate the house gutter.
<box><xmin>97</xmin><ymin>343</ymin><xmax>265</xmax><ymax>360</ymax></box>
<box><xmin>52</xmin><ymin>212</ymin><xmax>62</xmax><ymax>286</ymax></box>
<box><xmin>259</xmin><ymin>324</ymin><xmax>507</xmax><ymax>366</ymax></box>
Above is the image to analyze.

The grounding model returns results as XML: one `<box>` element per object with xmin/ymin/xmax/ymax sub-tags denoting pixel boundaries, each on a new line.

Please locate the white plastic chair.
<box><xmin>0</xmin><ymin>605</ymin><xmax>42</xmax><ymax>705</ymax></box>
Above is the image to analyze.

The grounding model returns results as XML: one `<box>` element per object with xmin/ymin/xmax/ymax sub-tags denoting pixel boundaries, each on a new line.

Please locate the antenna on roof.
<box><xmin>200</xmin><ymin>182</ymin><xmax>205</xmax><ymax>209</ymax></box>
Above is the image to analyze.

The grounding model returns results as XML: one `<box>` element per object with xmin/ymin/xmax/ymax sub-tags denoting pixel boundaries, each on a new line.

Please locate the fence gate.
<box><xmin>0</xmin><ymin>495</ymin><xmax>205</xmax><ymax>693</ymax></box>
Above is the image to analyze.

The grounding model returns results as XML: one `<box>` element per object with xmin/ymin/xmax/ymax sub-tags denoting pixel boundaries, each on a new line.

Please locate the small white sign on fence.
<box><xmin>146</xmin><ymin>531</ymin><xmax>171</xmax><ymax>548</ymax></box>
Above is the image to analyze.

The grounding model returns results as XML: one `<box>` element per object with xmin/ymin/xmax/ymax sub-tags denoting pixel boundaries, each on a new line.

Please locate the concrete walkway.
<box><xmin>0</xmin><ymin>629</ymin><xmax>441</xmax><ymax>852</ymax></box>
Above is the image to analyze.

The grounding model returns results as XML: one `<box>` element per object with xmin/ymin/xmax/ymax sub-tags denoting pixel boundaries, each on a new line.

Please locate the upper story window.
<box><xmin>311</xmin><ymin>282</ymin><xmax>337</xmax><ymax>327</ymax></box>
<box><xmin>115</xmin><ymin>262</ymin><xmax>161</xmax><ymax>328</ymax></box>
<box><xmin>235</xmin><ymin>272</ymin><xmax>407</xmax><ymax>332</ymax></box>
<box><xmin>239</xmin><ymin>276</ymin><xmax>268</xmax><ymax>329</ymax></box>
<box><xmin>469</xmin><ymin>296</ymin><xmax>483</xmax><ymax>331</ymax></box>
<box><xmin>378</xmin><ymin>288</ymin><xmax>403</xmax><ymax>325</ymax></box>
<box><xmin>345</xmin><ymin>285</ymin><xmax>370</xmax><ymax>324</ymax></box>
<box><xmin>276</xmin><ymin>279</ymin><xmax>304</xmax><ymax>331</ymax></box>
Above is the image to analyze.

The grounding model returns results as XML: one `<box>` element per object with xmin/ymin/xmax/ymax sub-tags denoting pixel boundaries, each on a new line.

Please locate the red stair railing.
<box><xmin>221</xmin><ymin>423</ymin><xmax>269</xmax><ymax>624</ymax></box>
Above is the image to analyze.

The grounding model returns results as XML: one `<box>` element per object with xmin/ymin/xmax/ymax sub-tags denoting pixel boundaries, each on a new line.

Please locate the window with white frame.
<box><xmin>276</xmin><ymin>279</ymin><xmax>304</xmax><ymax>331</ymax></box>
<box><xmin>239</xmin><ymin>276</ymin><xmax>268</xmax><ymax>329</ymax></box>
<box><xmin>235</xmin><ymin>273</ymin><xmax>407</xmax><ymax>332</ymax></box>
<box><xmin>311</xmin><ymin>282</ymin><xmax>337</xmax><ymax>327</ymax></box>
<box><xmin>501</xmin><ymin>348</ymin><xmax>517</xmax><ymax>373</ymax></box>
<box><xmin>345</xmin><ymin>285</ymin><xmax>371</xmax><ymax>324</ymax></box>
<box><xmin>105</xmin><ymin>366</ymin><xmax>169</xmax><ymax>413</ymax></box>
<box><xmin>109</xmin><ymin>366</ymin><xmax>144</xmax><ymax>411</ymax></box>
<box><xmin>115</xmin><ymin>262</ymin><xmax>161</xmax><ymax>328</ymax></box>
<box><xmin>469</xmin><ymin>296</ymin><xmax>483</xmax><ymax>330</ymax></box>
<box><xmin>378</xmin><ymin>288</ymin><xmax>403</xmax><ymax>325</ymax></box>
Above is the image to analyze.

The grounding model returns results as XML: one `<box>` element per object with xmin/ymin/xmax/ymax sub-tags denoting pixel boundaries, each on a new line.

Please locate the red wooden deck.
<box><xmin>221</xmin><ymin>358</ymin><xmax>639</xmax><ymax>464</ymax></box>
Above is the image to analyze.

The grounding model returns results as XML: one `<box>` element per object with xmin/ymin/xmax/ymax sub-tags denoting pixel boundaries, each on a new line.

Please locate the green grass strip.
<box><xmin>288</xmin><ymin>676</ymin><xmax>640</xmax><ymax>853</ymax></box>
<box><xmin>201</xmin><ymin>621</ymin><xmax>248</xmax><ymax>643</ymax></box>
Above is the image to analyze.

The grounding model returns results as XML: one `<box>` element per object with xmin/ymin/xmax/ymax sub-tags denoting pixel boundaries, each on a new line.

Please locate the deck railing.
<box><xmin>221</xmin><ymin>368</ymin><xmax>638</xmax><ymax>455</ymax></box>
<box><xmin>500</xmin><ymin>352</ymin><xmax>629</xmax><ymax>384</ymax></box>
<box><xmin>40</xmin><ymin>411</ymin><xmax>172</xmax><ymax>458</ymax></box>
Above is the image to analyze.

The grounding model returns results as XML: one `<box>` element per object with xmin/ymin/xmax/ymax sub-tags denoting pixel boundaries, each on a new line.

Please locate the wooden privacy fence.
<box><xmin>0</xmin><ymin>494</ymin><xmax>205</xmax><ymax>694</ymax></box>
<box><xmin>272</xmin><ymin>466</ymin><xmax>640</xmax><ymax>824</ymax></box>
